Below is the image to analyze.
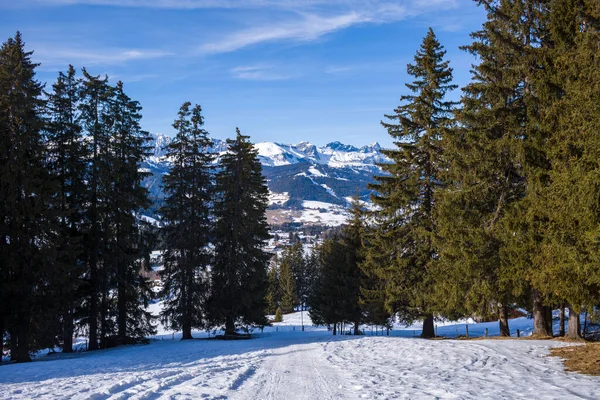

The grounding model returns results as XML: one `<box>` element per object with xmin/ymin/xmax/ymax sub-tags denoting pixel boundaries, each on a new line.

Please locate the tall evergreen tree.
<box><xmin>45</xmin><ymin>65</ymin><xmax>88</xmax><ymax>352</ymax></box>
<box><xmin>365</xmin><ymin>28</ymin><xmax>457</xmax><ymax>338</ymax></box>
<box><xmin>436</xmin><ymin>0</ymin><xmax>555</xmax><ymax>337</ymax></box>
<box><xmin>530</xmin><ymin>0</ymin><xmax>600</xmax><ymax>339</ymax></box>
<box><xmin>279</xmin><ymin>251</ymin><xmax>297</xmax><ymax>314</ymax></box>
<box><xmin>78</xmin><ymin>68</ymin><xmax>112</xmax><ymax>350</ymax></box>
<box><xmin>265</xmin><ymin>255</ymin><xmax>281</xmax><ymax>315</ymax></box>
<box><xmin>160</xmin><ymin>102</ymin><xmax>214</xmax><ymax>340</ymax></box>
<box><xmin>106</xmin><ymin>81</ymin><xmax>155</xmax><ymax>342</ymax></box>
<box><xmin>284</xmin><ymin>243</ymin><xmax>306</xmax><ymax>310</ymax></box>
<box><xmin>308</xmin><ymin>238</ymin><xmax>347</xmax><ymax>335</ymax></box>
<box><xmin>207</xmin><ymin>129</ymin><xmax>270</xmax><ymax>335</ymax></box>
<box><xmin>341</xmin><ymin>195</ymin><xmax>367</xmax><ymax>335</ymax></box>
<box><xmin>0</xmin><ymin>32</ymin><xmax>56</xmax><ymax>361</ymax></box>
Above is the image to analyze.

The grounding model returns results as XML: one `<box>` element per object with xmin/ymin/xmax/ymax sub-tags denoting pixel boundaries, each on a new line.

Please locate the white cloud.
<box><xmin>230</xmin><ymin>65</ymin><xmax>296</xmax><ymax>81</ymax></box>
<box><xmin>32</xmin><ymin>47</ymin><xmax>173</xmax><ymax>67</ymax></box>
<box><xmin>200</xmin><ymin>12</ymin><xmax>368</xmax><ymax>54</ymax></box>
<box><xmin>7</xmin><ymin>0</ymin><xmax>373</xmax><ymax>9</ymax></box>
<box><xmin>196</xmin><ymin>0</ymin><xmax>459</xmax><ymax>54</ymax></box>
<box><xmin>14</xmin><ymin>0</ymin><xmax>461</xmax><ymax>57</ymax></box>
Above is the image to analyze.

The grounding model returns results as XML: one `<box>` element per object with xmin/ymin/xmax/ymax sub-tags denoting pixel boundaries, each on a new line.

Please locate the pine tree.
<box><xmin>160</xmin><ymin>102</ymin><xmax>214</xmax><ymax>340</ymax></box>
<box><xmin>341</xmin><ymin>195</ymin><xmax>366</xmax><ymax>335</ymax></box>
<box><xmin>279</xmin><ymin>252</ymin><xmax>297</xmax><ymax>314</ymax></box>
<box><xmin>78</xmin><ymin>68</ymin><xmax>112</xmax><ymax>350</ymax></box>
<box><xmin>365</xmin><ymin>28</ymin><xmax>457</xmax><ymax>338</ymax></box>
<box><xmin>0</xmin><ymin>32</ymin><xmax>57</xmax><ymax>361</ymax></box>
<box><xmin>530</xmin><ymin>0</ymin><xmax>600</xmax><ymax>339</ymax></box>
<box><xmin>308</xmin><ymin>238</ymin><xmax>347</xmax><ymax>335</ymax></box>
<box><xmin>45</xmin><ymin>65</ymin><xmax>88</xmax><ymax>352</ymax></box>
<box><xmin>284</xmin><ymin>243</ymin><xmax>306</xmax><ymax>310</ymax></box>
<box><xmin>208</xmin><ymin>129</ymin><xmax>270</xmax><ymax>336</ymax></box>
<box><xmin>265</xmin><ymin>255</ymin><xmax>281</xmax><ymax>315</ymax></box>
<box><xmin>106</xmin><ymin>81</ymin><xmax>155</xmax><ymax>342</ymax></box>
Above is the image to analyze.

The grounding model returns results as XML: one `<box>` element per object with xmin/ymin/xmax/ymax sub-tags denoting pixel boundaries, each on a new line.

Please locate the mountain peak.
<box><xmin>324</xmin><ymin>141</ymin><xmax>359</xmax><ymax>152</ymax></box>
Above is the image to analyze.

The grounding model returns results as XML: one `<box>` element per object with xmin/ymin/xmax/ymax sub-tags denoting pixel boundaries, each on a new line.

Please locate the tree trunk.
<box><xmin>353</xmin><ymin>320</ymin><xmax>360</xmax><ymax>335</ymax></box>
<box><xmin>0</xmin><ymin>315</ymin><xmax>4</xmax><ymax>360</ymax></box>
<box><xmin>332</xmin><ymin>323</ymin><xmax>337</xmax><ymax>336</ymax></box>
<box><xmin>10</xmin><ymin>329</ymin><xmax>18</xmax><ymax>361</ymax></box>
<box><xmin>16</xmin><ymin>317</ymin><xmax>31</xmax><ymax>363</ymax></box>
<box><xmin>532</xmin><ymin>290</ymin><xmax>552</xmax><ymax>337</ymax></box>
<box><xmin>88</xmin><ymin>260</ymin><xmax>99</xmax><ymax>351</ymax></box>
<box><xmin>566</xmin><ymin>306</ymin><xmax>581</xmax><ymax>340</ymax></box>
<box><xmin>100</xmin><ymin>288</ymin><xmax>108</xmax><ymax>349</ymax></box>
<box><xmin>63</xmin><ymin>305</ymin><xmax>74</xmax><ymax>353</ymax></box>
<box><xmin>559</xmin><ymin>306</ymin><xmax>565</xmax><ymax>337</ymax></box>
<box><xmin>545</xmin><ymin>306</ymin><xmax>553</xmax><ymax>336</ymax></box>
<box><xmin>182</xmin><ymin>316</ymin><xmax>193</xmax><ymax>340</ymax></box>
<box><xmin>117</xmin><ymin>268</ymin><xmax>127</xmax><ymax>343</ymax></box>
<box><xmin>225</xmin><ymin>316</ymin><xmax>235</xmax><ymax>336</ymax></box>
<box><xmin>421</xmin><ymin>314</ymin><xmax>435</xmax><ymax>338</ymax></box>
<box><xmin>499</xmin><ymin>304</ymin><xmax>510</xmax><ymax>337</ymax></box>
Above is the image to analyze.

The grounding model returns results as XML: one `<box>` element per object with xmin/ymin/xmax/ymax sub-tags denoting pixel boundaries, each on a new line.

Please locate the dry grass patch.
<box><xmin>551</xmin><ymin>343</ymin><xmax>600</xmax><ymax>376</ymax></box>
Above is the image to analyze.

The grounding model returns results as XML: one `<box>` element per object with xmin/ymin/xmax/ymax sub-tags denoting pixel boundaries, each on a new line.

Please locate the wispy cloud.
<box><xmin>200</xmin><ymin>12</ymin><xmax>368</xmax><ymax>54</ymax></box>
<box><xmin>32</xmin><ymin>47</ymin><xmax>173</xmax><ymax>67</ymax></box>
<box><xmin>6</xmin><ymin>0</ymin><xmax>369</xmax><ymax>10</ymax></box>
<box><xmin>196</xmin><ymin>0</ymin><xmax>458</xmax><ymax>54</ymax></box>
<box><xmin>13</xmin><ymin>0</ymin><xmax>461</xmax><ymax>58</ymax></box>
<box><xmin>230</xmin><ymin>65</ymin><xmax>296</xmax><ymax>81</ymax></box>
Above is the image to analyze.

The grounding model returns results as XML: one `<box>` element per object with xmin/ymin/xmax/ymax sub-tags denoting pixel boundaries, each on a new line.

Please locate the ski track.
<box><xmin>2</xmin><ymin>333</ymin><xmax>600</xmax><ymax>399</ymax></box>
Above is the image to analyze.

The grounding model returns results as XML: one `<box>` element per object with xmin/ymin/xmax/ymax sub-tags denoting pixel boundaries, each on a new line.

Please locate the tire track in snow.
<box><xmin>230</xmin><ymin>336</ymin><xmax>357</xmax><ymax>400</ymax></box>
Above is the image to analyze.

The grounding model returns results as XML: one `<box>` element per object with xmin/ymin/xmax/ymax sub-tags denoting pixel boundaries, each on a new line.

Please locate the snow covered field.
<box><xmin>2</xmin><ymin>314</ymin><xmax>600</xmax><ymax>399</ymax></box>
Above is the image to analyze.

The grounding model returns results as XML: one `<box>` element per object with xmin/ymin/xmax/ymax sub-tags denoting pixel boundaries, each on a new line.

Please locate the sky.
<box><xmin>1</xmin><ymin>0</ymin><xmax>486</xmax><ymax>147</ymax></box>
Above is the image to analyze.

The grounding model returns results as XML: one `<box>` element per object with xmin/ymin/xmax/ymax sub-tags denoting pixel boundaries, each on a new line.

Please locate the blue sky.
<box><xmin>2</xmin><ymin>0</ymin><xmax>486</xmax><ymax>147</ymax></box>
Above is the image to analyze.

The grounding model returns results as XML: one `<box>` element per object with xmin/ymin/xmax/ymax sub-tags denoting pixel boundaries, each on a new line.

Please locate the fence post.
<box><xmin>485</xmin><ymin>328</ymin><xmax>488</xmax><ymax>338</ymax></box>
<box><xmin>466</xmin><ymin>324</ymin><xmax>469</xmax><ymax>338</ymax></box>
<box><xmin>517</xmin><ymin>329</ymin><xmax>520</xmax><ymax>338</ymax></box>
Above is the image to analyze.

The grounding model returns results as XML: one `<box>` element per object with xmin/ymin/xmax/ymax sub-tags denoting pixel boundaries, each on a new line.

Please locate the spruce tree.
<box><xmin>106</xmin><ymin>80</ymin><xmax>155</xmax><ymax>342</ymax></box>
<box><xmin>0</xmin><ymin>32</ymin><xmax>56</xmax><ymax>361</ymax></box>
<box><xmin>365</xmin><ymin>28</ymin><xmax>457</xmax><ymax>338</ymax></box>
<box><xmin>279</xmin><ymin>252</ymin><xmax>297</xmax><ymax>314</ymax></box>
<box><xmin>529</xmin><ymin>0</ymin><xmax>600</xmax><ymax>339</ymax></box>
<box><xmin>79</xmin><ymin>68</ymin><xmax>112</xmax><ymax>349</ymax></box>
<box><xmin>46</xmin><ymin>65</ymin><xmax>88</xmax><ymax>352</ymax></box>
<box><xmin>308</xmin><ymin>238</ymin><xmax>347</xmax><ymax>335</ymax></box>
<box><xmin>341</xmin><ymin>195</ymin><xmax>367</xmax><ymax>335</ymax></box>
<box><xmin>207</xmin><ymin>129</ymin><xmax>270</xmax><ymax>335</ymax></box>
<box><xmin>160</xmin><ymin>102</ymin><xmax>214</xmax><ymax>340</ymax></box>
<box><xmin>283</xmin><ymin>243</ymin><xmax>306</xmax><ymax>310</ymax></box>
<box><xmin>265</xmin><ymin>255</ymin><xmax>281</xmax><ymax>315</ymax></box>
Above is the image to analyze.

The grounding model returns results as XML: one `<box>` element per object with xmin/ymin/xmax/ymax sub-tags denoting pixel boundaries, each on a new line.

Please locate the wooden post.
<box><xmin>517</xmin><ymin>329</ymin><xmax>520</xmax><ymax>338</ymax></box>
<box><xmin>485</xmin><ymin>328</ymin><xmax>488</xmax><ymax>338</ymax></box>
<box><xmin>466</xmin><ymin>324</ymin><xmax>469</xmax><ymax>338</ymax></box>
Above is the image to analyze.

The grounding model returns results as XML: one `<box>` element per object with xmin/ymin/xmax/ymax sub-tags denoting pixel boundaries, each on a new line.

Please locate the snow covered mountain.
<box><xmin>143</xmin><ymin>134</ymin><xmax>390</xmax><ymax>226</ymax></box>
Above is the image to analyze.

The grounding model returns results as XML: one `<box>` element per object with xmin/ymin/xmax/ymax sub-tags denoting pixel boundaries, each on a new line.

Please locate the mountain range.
<box><xmin>142</xmin><ymin>134</ymin><xmax>390</xmax><ymax>226</ymax></box>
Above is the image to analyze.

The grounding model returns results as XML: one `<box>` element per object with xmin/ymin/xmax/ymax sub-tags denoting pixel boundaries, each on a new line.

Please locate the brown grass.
<box><xmin>550</xmin><ymin>343</ymin><xmax>600</xmax><ymax>376</ymax></box>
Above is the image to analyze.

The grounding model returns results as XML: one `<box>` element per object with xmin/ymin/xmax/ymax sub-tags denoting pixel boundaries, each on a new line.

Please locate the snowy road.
<box><xmin>2</xmin><ymin>332</ymin><xmax>600</xmax><ymax>399</ymax></box>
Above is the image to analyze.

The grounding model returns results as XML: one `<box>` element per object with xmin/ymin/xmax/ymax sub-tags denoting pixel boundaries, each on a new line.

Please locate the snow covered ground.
<box><xmin>2</xmin><ymin>312</ymin><xmax>600</xmax><ymax>399</ymax></box>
